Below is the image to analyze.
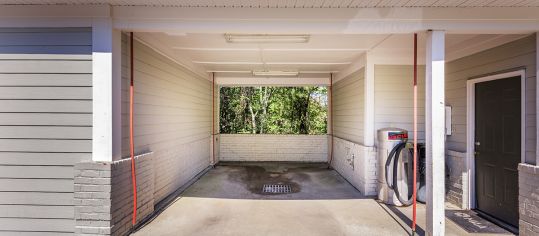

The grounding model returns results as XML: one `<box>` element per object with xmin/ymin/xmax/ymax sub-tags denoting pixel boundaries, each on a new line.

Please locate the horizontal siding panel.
<box><xmin>375</xmin><ymin>65</ymin><xmax>426</xmax><ymax>141</ymax></box>
<box><xmin>0</xmin><ymin>205</ymin><xmax>73</xmax><ymax>219</ymax></box>
<box><xmin>0</xmin><ymin>218</ymin><xmax>74</xmax><ymax>232</ymax></box>
<box><xmin>0</xmin><ymin>60</ymin><xmax>91</xmax><ymax>74</ymax></box>
<box><xmin>0</xmin><ymin>152</ymin><xmax>90</xmax><ymax>166</ymax></box>
<box><xmin>0</xmin><ymin>113</ymin><xmax>91</xmax><ymax>126</ymax></box>
<box><xmin>0</xmin><ymin>74</ymin><xmax>91</xmax><ymax>87</ymax></box>
<box><xmin>0</xmin><ymin>192</ymin><xmax>73</xmax><ymax>205</ymax></box>
<box><xmin>0</xmin><ymin>87</ymin><xmax>91</xmax><ymax>100</ymax></box>
<box><xmin>0</xmin><ymin>45</ymin><xmax>91</xmax><ymax>55</ymax></box>
<box><xmin>0</xmin><ymin>126</ymin><xmax>91</xmax><ymax>139</ymax></box>
<box><xmin>0</xmin><ymin>166</ymin><xmax>74</xmax><ymax>179</ymax></box>
<box><xmin>0</xmin><ymin>179</ymin><xmax>73</xmax><ymax>192</ymax></box>
<box><xmin>0</xmin><ymin>139</ymin><xmax>91</xmax><ymax>152</ymax></box>
<box><xmin>0</xmin><ymin>100</ymin><xmax>91</xmax><ymax>113</ymax></box>
<box><xmin>333</xmin><ymin>68</ymin><xmax>364</xmax><ymax>144</ymax></box>
<box><xmin>0</xmin><ymin>27</ymin><xmax>92</xmax><ymax>234</ymax></box>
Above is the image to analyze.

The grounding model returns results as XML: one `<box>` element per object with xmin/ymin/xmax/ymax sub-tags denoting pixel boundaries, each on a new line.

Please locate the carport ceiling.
<box><xmin>136</xmin><ymin>32</ymin><xmax>526</xmax><ymax>74</ymax></box>
<box><xmin>2</xmin><ymin>0</ymin><xmax>538</xmax><ymax>7</ymax></box>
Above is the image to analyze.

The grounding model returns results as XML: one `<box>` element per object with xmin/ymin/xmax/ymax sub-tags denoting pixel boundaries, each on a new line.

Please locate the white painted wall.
<box><xmin>219</xmin><ymin>134</ymin><xmax>328</xmax><ymax>162</ymax></box>
<box><xmin>374</xmin><ymin>65</ymin><xmax>426</xmax><ymax>143</ymax></box>
<box><xmin>121</xmin><ymin>34</ymin><xmax>212</xmax><ymax>203</ymax></box>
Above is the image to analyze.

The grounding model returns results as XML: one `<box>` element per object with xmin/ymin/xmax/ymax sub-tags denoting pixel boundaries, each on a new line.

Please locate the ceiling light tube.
<box><xmin>253</xmin><ymin>71</ymin><xmax>299</xmax><ymax>76</ymax></box>
<box><xmin>225</xmin><ymin>34</ymin><xmax>310</xmax><ymax>43</ymax></box>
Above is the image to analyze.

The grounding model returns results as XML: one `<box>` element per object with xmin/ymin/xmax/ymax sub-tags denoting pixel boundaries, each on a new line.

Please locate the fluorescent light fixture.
<box><xmin>225</xmin><ymin>34</ymin><xmax>310</xmax><ymax>43</ymax></box>
<box><xmin>253</xmin><ymin>71</ymin><xmax>299</xmax><ymax>76</ymax></box>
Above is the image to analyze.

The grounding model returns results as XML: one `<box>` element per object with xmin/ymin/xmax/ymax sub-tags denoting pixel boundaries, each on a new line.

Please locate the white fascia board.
<box><xmin>112</xmin><ymin>6</ymin><xmax>539</xmax><ymax>34</ymax></box>
<box><xmin>0</xmin><ymin>5</ymin><xmax>109</xmax><ymax>27</ymax></box>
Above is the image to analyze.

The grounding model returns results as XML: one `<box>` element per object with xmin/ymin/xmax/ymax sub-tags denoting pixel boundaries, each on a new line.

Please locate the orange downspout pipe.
<box><xmin>130</xmin><ymin>32</ymin><xmax>138</xmax><ymax>226</ymax></box>
<box><xmin>412</xmin><ymin>33</ymin><xmax>418</xmax><ymax>232</ymax></box>
<box><xmin>212</xmin><ymin>72</ymin><xmax>216</xmax><ymax>165</ymax></box>
<box><xmin>328</xmin><ymin>73</ymin><xmax>334</xmax><ymax>166</ymax></box>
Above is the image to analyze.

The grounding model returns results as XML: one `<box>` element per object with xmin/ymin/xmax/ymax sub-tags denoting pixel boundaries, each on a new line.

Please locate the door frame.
<box><xmin>465</xmin><ymin>69</ymin><xmax>525</xmax><ymax>210</ymax></box>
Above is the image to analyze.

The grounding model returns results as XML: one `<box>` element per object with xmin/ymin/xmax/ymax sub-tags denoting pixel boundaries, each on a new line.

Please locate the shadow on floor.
<box><xmin>377</xmin><ymin>202</ymin><xmax>426</xmax><ymax>236</ymax></box>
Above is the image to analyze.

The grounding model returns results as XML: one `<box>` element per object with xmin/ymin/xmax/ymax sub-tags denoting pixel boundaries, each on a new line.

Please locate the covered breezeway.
<box><xmin>0</xmin><ymin>3</ymin><xmax>538</xmax><ymax>236</ymax></box>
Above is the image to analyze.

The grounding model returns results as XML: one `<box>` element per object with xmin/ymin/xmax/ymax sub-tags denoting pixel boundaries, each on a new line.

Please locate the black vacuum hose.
<box><xmin>385</xmin><ymin>142</ymin><xmax>415</xmax><ymax>206</ymax></box>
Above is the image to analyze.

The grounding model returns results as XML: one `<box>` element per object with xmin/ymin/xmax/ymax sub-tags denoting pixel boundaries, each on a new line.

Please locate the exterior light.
<box><xmin>225</xmin><ymin>34</ymin><xmax>310</xmax><ymax>43</ymax></box>
<box><xmin>252</xmin><ymin>71</ymin><xmax>299</xmax><ymax>76</ymax></box>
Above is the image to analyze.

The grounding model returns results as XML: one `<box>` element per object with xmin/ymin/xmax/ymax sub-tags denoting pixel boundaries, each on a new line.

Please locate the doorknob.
<box><xmin>475</xmin><ymin>142</ymin><xmax>480</xmax><ymax>146</ymax></box>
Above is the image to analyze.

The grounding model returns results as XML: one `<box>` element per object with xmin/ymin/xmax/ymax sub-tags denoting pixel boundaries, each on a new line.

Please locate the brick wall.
<box><xmin>445</xmin><ymin>150</ymin><xmax>468</xmax><ymax>208</ymax></box>
<box><xmin>219</xmin><ymin>134</ymin><xmax>328</xmax><ymax>162</ymax></box>
<box><xmin>519</xmin><ymin>163</ymin><xmax>539</xmax><ymax>235</ymax></box>
<box><xmin>74</xmin><ymin>153</ymin><xmax>154</xmax><ymax>236</ymax></box>
<box><xmin>330</xmin><ymin>137</ymin><xmax>377</xmax><ymax>196</ymax></box>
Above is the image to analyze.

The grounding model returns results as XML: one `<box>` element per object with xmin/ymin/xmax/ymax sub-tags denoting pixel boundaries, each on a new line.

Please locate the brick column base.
<box><xmin>518</xmin><ymin>163</ymin><xmax>539</xmax><ymax>235</ymax></box>
<box><xmin>74</xmin><ymin>153</ymin><xmax>154</xmax><ymax>236</ymax></box>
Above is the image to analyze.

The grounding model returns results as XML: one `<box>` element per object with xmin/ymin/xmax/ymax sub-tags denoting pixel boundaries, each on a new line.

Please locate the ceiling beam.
<box><xmin>113</xmin><ymin>6</ymin><xmax>539</xmax><ymax>34</ymax></box>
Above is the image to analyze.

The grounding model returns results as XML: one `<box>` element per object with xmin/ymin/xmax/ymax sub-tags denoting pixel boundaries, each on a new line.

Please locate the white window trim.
<box><xmin>465</xmin><ymin>69</ymin><xmax>526</xmax><ymax>210</ymax></box>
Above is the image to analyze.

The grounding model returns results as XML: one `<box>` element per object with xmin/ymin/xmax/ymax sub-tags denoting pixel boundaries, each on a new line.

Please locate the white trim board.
<box><xmin>465</xmin><ymin>69</ymin><xmax>526</xmax><ymax>210</ymax></box>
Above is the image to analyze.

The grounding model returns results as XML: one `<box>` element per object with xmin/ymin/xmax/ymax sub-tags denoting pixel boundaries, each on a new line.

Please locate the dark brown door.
<box><xmin>475</xmin><ymin>76</ymin><xmax>520</xmax><ymax>227</ymax></box>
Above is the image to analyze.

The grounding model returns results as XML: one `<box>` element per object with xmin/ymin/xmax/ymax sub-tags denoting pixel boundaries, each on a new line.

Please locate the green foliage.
<box><xmin>219</xmin><ymin>86</ymin><xmax>327</xmax><ymax>134</ymax></box>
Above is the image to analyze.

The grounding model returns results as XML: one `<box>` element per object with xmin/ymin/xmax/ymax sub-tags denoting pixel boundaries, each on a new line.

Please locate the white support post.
<box><xmin>92</xmin><ymin>18</ymin><xmax>122</xmax><ymax>162</ymax></box>
<box><xmin>425</xmin><ymin>30</ymin><xmax>446</xmax><ymax>236</ymax></box>
<box><xmin>364</xmin><ymin>53</ymin><xmax>375</xmax><ymax>147</ymax></box>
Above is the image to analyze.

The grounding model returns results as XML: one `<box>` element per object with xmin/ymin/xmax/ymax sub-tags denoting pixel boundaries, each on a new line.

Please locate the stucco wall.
<box><xmin>219</xmin><ymin>134</ymin><xmax>328</xmax><ymax>162</ymax></box>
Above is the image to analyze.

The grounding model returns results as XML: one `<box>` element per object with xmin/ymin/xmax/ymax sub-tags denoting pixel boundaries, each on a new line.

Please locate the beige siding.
<box><xmin>374</xmin><ymin>65</ymin><xmax>426</xmax><ymax>142</ymax></box>
<box><xmin>446</xmin><ymin>34</ymin><xmax>536</xmax><ymax>164</ymax></box>
<box><xmin>0</xmin><ymin>28</ymin><xmax>92</xmax><ymax>234</ymax></box>
<box><xmin>333</xmin><ymin>69</ymin><xmax>365</xmax><ymax>144</ymax></box>
<box><xmin>220</xmin><ymin>134</ymin><xmax>328</xmax><ymax>162</ymax></box>
<box><xmin>121</xmin><ymin>34</ymin><xmax>212</xmax><ymax>203</ymax></box>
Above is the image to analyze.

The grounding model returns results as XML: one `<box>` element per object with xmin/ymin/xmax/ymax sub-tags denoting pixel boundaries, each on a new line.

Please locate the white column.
<box><xmin>364</xmin><ymin>52</ymin><xmax>375</xmax><ymax>147</ymax></box>
<box><xmin>425</xmin><ymin>30</ymin><xmax>446</xmax><ymax>236</ymax></box>
<box><xmin>92</xmin><ymin>18</ymin><xmax>122</xmax><ymax>162</ymax></box>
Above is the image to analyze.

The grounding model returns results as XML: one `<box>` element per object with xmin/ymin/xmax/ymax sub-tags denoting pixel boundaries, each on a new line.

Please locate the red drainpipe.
<box><xmin>130</xmin><ymin>32</ymin><xmax>138</xmax><ymax>226</ymax></box>
<box><xmin>212</xmin><ymin>72</ymin><xmax>216</xmax><ymax>165</ymax></box>
<box><xmin>328</xmin><ymin>73</ymin><xmax>334</xmax><ymax>166</ymax></box>
<box><xmin>412</xmin><ymin>33</ymin><xmax>418</xmax><ymax>233</ymax></box>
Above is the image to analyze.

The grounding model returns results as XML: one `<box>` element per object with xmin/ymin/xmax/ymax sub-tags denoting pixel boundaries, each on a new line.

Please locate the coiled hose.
<box><xmin>385</xmin><ymin>142</ymin><xmax>414</xmax><ymax>206</ymax></box>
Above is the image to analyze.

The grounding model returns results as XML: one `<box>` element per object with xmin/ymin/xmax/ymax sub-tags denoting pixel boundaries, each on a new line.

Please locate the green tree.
<box><xmin>219</xmin><ymin>86</ymin><xmax>327</xmax><ymax>134</ymax></box>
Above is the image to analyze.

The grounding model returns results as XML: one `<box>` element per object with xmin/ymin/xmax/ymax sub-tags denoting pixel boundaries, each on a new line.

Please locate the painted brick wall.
<box><xmin>219</xmin><ymin>134</ymin><xmax>328</xmax><ymax>162</ymax></box>
<box><xmin>445</xmin><ymin>150</ymin><xmax>468</xmax><ymax>208</ymax></box>
<box><xmin>74</xmin><ymin>153</ymin><xmax>154</xmax><ymax>236</ymax></box>
<box><xmin>330</xmin><ymin>137</ymin><xmax>377</xmax><ymax>196</ymax></box>
<box><xmin>518</xmin><ymin>164</ymin><xmax>539</xmax><ymax>235</ymax></box>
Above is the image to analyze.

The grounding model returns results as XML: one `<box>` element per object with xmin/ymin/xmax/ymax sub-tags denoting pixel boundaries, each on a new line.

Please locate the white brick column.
<box><xmin>92</xmin><ymin>18</ymin><xmax>122</xmax><ymax>162</ymax></box>
<box><xmin>425</xmin><ymin>30</ymin><xmax>446</xmax><ymax>236</ymax></box>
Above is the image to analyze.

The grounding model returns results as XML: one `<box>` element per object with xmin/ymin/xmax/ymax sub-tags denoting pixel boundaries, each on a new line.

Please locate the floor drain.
<box><xmin>262</xmin><ymin>184</ymin><xmax>292</xmax><ymax>194</ymax></box>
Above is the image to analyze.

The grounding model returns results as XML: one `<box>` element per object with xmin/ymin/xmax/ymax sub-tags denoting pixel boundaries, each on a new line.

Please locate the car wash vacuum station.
<box><xmin>378</xmin><ymin>128</ymin><xmax>426</xmax><ymax>207</ymax></box>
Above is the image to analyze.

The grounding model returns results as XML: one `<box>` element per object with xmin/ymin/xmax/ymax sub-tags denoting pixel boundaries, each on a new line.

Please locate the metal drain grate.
<box><xmin>262</xmin><ymin>184</ymin><xmax>292</xmax><ymax>194</ymax></box>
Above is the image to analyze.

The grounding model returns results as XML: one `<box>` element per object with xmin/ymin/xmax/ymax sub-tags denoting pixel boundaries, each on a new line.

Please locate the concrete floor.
<box><xmin>132</xmin><ymin>163</ymin><xmax>515</xmax><ymax>236</ymax></box>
